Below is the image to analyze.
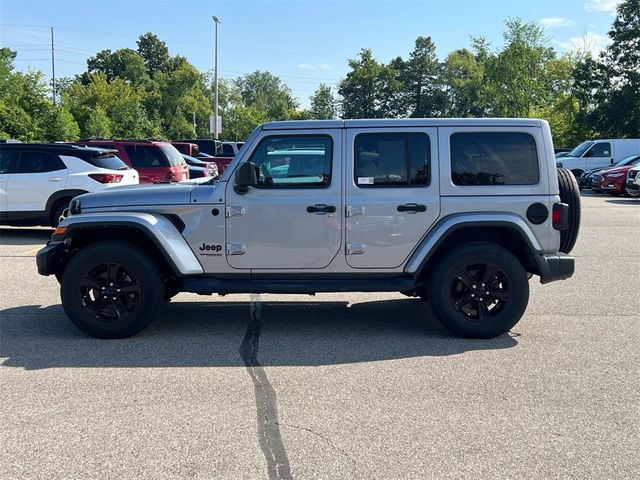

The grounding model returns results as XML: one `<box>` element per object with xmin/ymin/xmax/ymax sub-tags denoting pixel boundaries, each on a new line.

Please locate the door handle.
<box><xmin>49</xmin><ymin>177</ymin><xmax>62</xmax><ymax>182</ymax></box>
<box><xmin>397</xmin><ymin>203</ymin><xmax>426</xmax><ymax>213</ymax></box>
<box><xmin>306</xmin><ymin>204</ymin><xmax>336</xmax><ymax>214</ymax></box>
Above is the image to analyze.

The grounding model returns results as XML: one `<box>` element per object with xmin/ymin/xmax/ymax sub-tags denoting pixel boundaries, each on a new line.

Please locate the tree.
<box><xmin>85</xmin><ymin>48</ymin><xmax>148</xmax><ymax>85</ymax></box>
<box><xmin>442</xmin><ymin>48</ymin><xmax>488</xmax><ymax>117</ymax></box>
<box><xmin>235</xmin><ymin>71</ymin><xmax>298</xmax><ymax>120</ymax></box>
<box><xmin>137</xmin><ymin>32</ymin><xmax>171</xmax><ymax>76</ymax></box>
<box><xmin>43</xmin><ymin>106</ymin><xmax>80</xmax><ymax>141</ymax></box>
<box><xmin>404</xmin><ymin>36</ymin><xmax>447</xmax><ymax>117</ymax></box>
<box><xmin>310</xmin><ymin>84</ymin><xmax>337</xmax><ymax>119</ymax></box>
<box><xmin>485</xmin><ymin>19</ymin><xmax>555</xmax><ymax>117</ymax></box>
<box><xmin>598</xmin><ymin>0</ymin><xmax>640</xmax><ymax>136</ymax></box>
<box><xmin>338</xmin><ymin>49</ymin><xmax>384</xmax><ymax>118</ymax></box>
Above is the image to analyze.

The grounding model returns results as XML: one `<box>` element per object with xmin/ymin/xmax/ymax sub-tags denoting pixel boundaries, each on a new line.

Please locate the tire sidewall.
<box><xmin>61</xmin><ymin>242</ymin><xmax>164</xmax><ymax>338</ymax></box>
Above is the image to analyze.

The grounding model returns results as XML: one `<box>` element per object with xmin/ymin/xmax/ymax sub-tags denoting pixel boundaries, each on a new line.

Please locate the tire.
<box><xmin>60</xmin><ymin>241</ymin><xmax>165</xmax><ymax>338</ymax></box>
<box><xmin>557</xmin><ymin>167</ymin><xmax>581</xmax><ymax>254</ymax></box>
<box><xmin>427</xmin><ymin>242</ymin><xmax>529</xmax><ymax>339</ymax></box>
<box><xmin>624</xmin><ymin>188</ymin><xmax>640</xmax><ymax>198</ymax></box>
<box><xmin>50</xmin><ymin>201</ymin><xmax>69</xmax><ymax>227</ymax></box>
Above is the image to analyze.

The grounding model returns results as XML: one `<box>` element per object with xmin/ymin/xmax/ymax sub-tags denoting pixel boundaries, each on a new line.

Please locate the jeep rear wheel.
<box><xmin>60</xmin><ymin>241</ymin><xmax>164</xmax><ymax>338</ymax></box>
<box><xmin>428</xmin><ymin>242</ymin><xmax>529</xmax><ymax>338</ymax></box>
<box><xmin>557</xmin><ymin>167</ymin><xmax>581</xmax><ymax>254</ymax></box>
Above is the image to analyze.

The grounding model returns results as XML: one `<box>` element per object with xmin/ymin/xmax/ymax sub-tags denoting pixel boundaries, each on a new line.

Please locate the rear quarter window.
<box><xmin>86</xmin><ymin>154</ymin><xmax>129</xmax><ymax>170</ymax></box>
<box><xmin>124</xmin><ymin>145</ymin><xmax>171</xmax><ymax>168</ymax></box>
<box><xmin>450</xmin><ymin>132</ymin><xmax>539</xmax><ymax>186</ymax></box>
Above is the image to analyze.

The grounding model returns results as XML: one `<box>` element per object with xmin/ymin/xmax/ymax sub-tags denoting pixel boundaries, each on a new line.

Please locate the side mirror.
<box><xmin>234</xmin><ymin>162</ymin><xmax>258</xmax><ymax>194</ymax></box>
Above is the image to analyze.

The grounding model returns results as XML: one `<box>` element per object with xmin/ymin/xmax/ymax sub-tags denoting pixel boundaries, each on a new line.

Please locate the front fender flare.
<box><xmin>57</xmin><ymin>212</ymin><xmax>204</xmax><ymax>276</ymax></box>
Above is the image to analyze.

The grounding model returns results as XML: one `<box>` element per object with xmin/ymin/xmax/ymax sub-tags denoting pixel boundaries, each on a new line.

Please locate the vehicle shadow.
<box><xmin>0</xmin><ymin>299</ymin><xmax>518</xmax><ymax>370</ymax></box>
<box><xmin>0</xmin><ymin>228</ymin><xmax>52</xmax><ymax>246</ymax></box>
<box><xmin>605</xmin><ymin>198</ymin><xmax>640</xmax><ymax>205</ymax></box>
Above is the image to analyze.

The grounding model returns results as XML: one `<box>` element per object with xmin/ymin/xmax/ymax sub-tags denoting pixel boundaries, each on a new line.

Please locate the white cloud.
<box><xmin>555</xmin><ymin>32</ymin><xmax>610</xmax><ymax>56</ymax></box>
<box><xmin>584</xmin><ymin>0</ymin><xmax>621</xmax><ymax>12</ymax></box>
<box><xmin>539</xmin><ymin>17</ymin><xmax>575</xmax><ymax>28</ymax></box>
<box><xmin>297</xmin><ymin>63</ymin><xmax>332</xmax><ymax>71</ymax></box>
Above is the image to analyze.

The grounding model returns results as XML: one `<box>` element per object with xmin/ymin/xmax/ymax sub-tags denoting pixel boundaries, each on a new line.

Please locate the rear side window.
<box><xmin>124</xmin><ymin>145</ymin><xmax>170</xmax><ymax>168</ymax></box>
<box><xmin>450</xmin><ymin>132</ymin><xmax>539</xmax><ymax>186</ymax></box>
<box><xmin>158</xmin><ymin>144</ymin><xmax>187</xmax><ymax>166</ymax></box>
<box><xmin>354</xmin><ymin>133</ymin><xmax>430</xmax><ymax>187</ymax></box>
<box><xmin>86</xmin><ymin>154</ymin><xmax>129</xmax><ymax>170</ymax></box>
<box><xmin>0</xmin><ymin>150</ymin><xmax>20</xmax><ymax>173</ymax></box>
<box><xmin>16</xmin><ymin>151</ymin><xmax>66</xmax><ymax>173</ymax></box>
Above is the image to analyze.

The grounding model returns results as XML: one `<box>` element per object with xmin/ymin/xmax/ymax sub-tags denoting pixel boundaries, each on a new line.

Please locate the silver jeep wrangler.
<box><xmin>37</xmin><ymin>119</ymin><xmax>580</xmax><ymax>339</ymax></box>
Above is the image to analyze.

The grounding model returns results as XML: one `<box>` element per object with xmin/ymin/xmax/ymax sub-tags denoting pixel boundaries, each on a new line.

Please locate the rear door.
<box><xmin>345</xmin><ymin>127</ymin><xmax>440</xmax><ymax>268</ymax></box>
<box><xmin>6</xmin><ymin>151</ymin><xmax>68</xmax><ymax>212</ymax></box>
<box><xmin>224</xmin><ymin>129</ymin><xmax>342</xmax><ymax>270</ymax></box>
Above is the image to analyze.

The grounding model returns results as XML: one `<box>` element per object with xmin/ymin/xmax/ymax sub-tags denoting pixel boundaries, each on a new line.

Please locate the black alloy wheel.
<box><xmin>79</xmin><ymin>263</ymin><xmax>142</xmax><ymax>321</ymax></box>
<box><xmin>449</xmin><ymin>262</ymin><xmax>510</xmax><ymax>322</ymax></box>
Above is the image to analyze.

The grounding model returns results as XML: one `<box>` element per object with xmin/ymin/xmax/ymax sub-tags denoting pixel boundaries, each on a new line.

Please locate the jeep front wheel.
<box><xmin>60</xmin><ymin>241</ymin><xmax>165</xmax><ymax>338</ymax></box>
<box><xmin>428</xmin><ymin>242</ymin><xmax>529</xmax><ymax>338</ymax></box>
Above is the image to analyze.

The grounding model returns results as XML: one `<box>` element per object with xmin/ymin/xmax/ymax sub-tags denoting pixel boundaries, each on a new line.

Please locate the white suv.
<box><xmin>0</xmin><ymin>143</ymin><xmax>138</xmax><ymax>227</ymax></box>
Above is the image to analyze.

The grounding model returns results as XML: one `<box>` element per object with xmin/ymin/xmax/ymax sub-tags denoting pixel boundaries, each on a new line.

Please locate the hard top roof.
<box><xmin>262</xmin><ymin>118</ymin><xmax>544</xmax><ymax>130</ymax></box>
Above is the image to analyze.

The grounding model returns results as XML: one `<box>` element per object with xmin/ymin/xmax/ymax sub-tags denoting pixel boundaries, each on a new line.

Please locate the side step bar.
<box><xmin>182</xmin><ymin>276</ymin><xmax>419</xmax><ymax>295</ymax></box>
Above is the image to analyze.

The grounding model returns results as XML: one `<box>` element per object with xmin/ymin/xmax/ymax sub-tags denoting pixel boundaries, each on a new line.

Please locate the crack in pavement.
<box><xmin>240</xmin><ymin>294</ymin><xmax>293</xmax><ymax>480</ymax></box>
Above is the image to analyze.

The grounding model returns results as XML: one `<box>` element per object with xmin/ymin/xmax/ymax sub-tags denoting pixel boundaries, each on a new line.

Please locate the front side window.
<box><xmin>16</xmin><ymin>151</ymin><xmax>66</xmax><ymax>173</ymax></box>
<box><xmin>450</xmin><ymin>132</ymin><xmax>539</xmax><ymax>186</ymax></box>
<box><xmin>247</xmin><ymin>135</ymin><xmax>333</xmax><ymax>187</ymax></box>
<box><xmin>354</xmin><ymin>133</ymin><xmax>430</xmax><ymax>187</ymax></box>
<box><xmin>222</xmin><ymin>143</ymin><xmax>235</xmax><ymax>156</ymax></box>
<box><xmin>588</xmin><ymin>142</ymin><xmax>611</xmax><ymax>157</ymax></box>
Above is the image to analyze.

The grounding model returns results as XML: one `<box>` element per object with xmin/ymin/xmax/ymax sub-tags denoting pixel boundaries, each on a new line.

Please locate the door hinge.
<box><xmin>225</xmin><ymin>206</ymin><xmax>245</xmax><ymax>218</ymax></box>
<box><xmin>226</xmin><ymin>243</ymin><xmax>247</xmax><ymax>255</ymax></box>
<box><xmin>346</xmin><ymin>243</ymin><xmax>366</xmax><ymax>255</ymax></box>
<box><xmin>345</xmin><ymin>205</ymin><xmax>365</xmax><ymax>217</ymax></box>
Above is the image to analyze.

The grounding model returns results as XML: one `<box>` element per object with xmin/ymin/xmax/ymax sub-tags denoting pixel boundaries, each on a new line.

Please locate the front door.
<box><xmin>225</xmin><ymin>130</ymin><xmax>342</xmax><ymax>270</ymax></box>
<box><xmin>345</xmin><ymin>127</ymin><xmax>440</xmax><ymax>268</ymax></box>
<box><xmin>584</xmin><ymin>141</ymin><xmax>613</xmax><ymax>169</ymax></box>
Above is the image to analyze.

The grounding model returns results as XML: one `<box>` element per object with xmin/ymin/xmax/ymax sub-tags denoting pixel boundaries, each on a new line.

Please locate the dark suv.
<box><xmin>75</xmin><ymin>140</ymin><xmax>188</xmax><ymax>183</ymax></box>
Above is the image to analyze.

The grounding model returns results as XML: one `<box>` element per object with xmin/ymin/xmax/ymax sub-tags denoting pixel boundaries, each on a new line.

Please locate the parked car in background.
<box><xmin>0</xmin><ymin>143</ymin><xmax>138</xmax><ymax>226</ymax></box>
<box><xmin>590</xmin><ymin>155</ymin><xmax>640</xmax><ymax>196</ymax></box>
<box><xmin>175</xmin><ymin>139</ymin><xmax>234</xmax><ymax>173</ymax></box>
<box><xmin>181</xmin><ymin>154</ymin><xmax>218</xmax><ymax>177</ymax></box>
<box><xmin>75</xmin><ymin>140</ymin><xmax>188</xmax><ymax>183</ymax></box>
<box><xmin>625</xmin><ymin>165</ymin><xmax>640</xmax><ymax>196</ymax></box>
<box><xmin>555</xmin><ymin>151</ymin><xmax>570</xmax><ymax>159</ymax></box>
<box><xmin>578</xmin><ymin>154</ymin><xmax>640</xmax><ymax>190</ymax></box>
<box><xmin>171</xmin><ymin>141</ymin><xmax>202</xmax><ymax>157</ymax></box>
<box><xmin>556</xmin><ymin>139</ymin><xmax>640</xmax><ymax>176</ymax></box>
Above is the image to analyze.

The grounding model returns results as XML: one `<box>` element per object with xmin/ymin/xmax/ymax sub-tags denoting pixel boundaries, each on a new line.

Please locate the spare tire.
<box><xmin>557</xmin><ymin>167</ymin><xmax>581</xmax><ymax>254</ymax></box>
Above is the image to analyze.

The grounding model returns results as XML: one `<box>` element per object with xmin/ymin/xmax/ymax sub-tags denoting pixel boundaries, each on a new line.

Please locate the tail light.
<box><xmin>165</xmin><ymin>171</ymin><xmax>176</xmax><ymax>181</ymax></box>
<box><xmin>88</xmin><ymin>173</ymin><xmax>123</xmax><ymax>184</ymax></box>
<box><xmin>553</xmin><ymin>202</ymin><xmax>569</xmax><ymax>230</ymax></box>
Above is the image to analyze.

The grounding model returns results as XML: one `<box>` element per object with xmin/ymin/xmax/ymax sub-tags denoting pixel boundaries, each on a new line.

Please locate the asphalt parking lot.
<box><xmin>1</xmin><ymin>192</ymin><xmax>639</xmax><ymax>480</ymax></box>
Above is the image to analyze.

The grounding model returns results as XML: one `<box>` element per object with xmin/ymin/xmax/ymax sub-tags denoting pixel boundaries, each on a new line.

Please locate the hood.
<box><xmin>77</xmin><ymin>183</ymin><xmax>195</xmax><ymax>210</ymax></box>
<box><xmin>599</xmin><ymin>165</ymin><xmax>633</xmax><ymax>175</ymax></box>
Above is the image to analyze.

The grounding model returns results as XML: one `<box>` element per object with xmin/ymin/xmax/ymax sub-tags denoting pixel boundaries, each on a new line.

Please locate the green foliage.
<box><xmin>338</xmin><ymin>49</ymin><xmax>384</xmax><ymax>118</ymax></box>
<box><xmin>310</xmin><ymin>84</ymin><xmax>337</xmax><ymax>119</ymax></box>
<box><xmin>43</xmin><ymin>106</ymin><xmax>80</xmax><ymax>141</ymax></box>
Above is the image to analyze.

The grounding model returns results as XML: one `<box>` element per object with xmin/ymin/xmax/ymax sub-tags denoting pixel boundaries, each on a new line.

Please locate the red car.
<box><xmin>591</xmin><ymin>156</ymin><xmax>640</xmax><ymax>195</ymax></box>
<box><xmin>170</xmin><ymin>142</ymin><xmax>225</xmax><ymax>173</ymax></box>
<box><xmin>75</xmin><ymin>140</ymin><xmax>189</xmax><ymax>183</ymax></box>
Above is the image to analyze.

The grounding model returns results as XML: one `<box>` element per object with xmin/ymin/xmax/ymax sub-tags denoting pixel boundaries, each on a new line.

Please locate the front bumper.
<box><xmin>36</xmin><ymin>241</ymin><xmax>67</xmax><ymax>276</ymax></box>
<box><xmin>535</xmin><ymin>253</ymin><xmax>575</xmax><ymax>285</ymax></box>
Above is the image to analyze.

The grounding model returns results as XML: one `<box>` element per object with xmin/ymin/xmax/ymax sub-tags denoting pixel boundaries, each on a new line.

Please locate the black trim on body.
<box><xmin>534</xmin><ymin>253</ymin><xmax>575</xmax><ymax>284</ymax></box>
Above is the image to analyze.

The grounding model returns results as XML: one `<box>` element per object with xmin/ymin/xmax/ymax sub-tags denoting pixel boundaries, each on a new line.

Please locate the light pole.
<box><xmin>212</xmin><ymin>16</ymin><xmax>221</xmax><ymax>140</ymax></box>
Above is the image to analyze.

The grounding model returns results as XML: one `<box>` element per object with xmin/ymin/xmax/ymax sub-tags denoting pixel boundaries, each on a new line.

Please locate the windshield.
<box><xmin>568</xmin><ymin>141</ymin><xmax>594</xmax><ymax>158</ymax></box>
<box><xmin>615</xmin><ymin>154</ymin><xmax>640</xmax><ymax>167</ymax></box>
<box><xmin>159</xmin><ymin>144</ymin><xmax>187</xmax><ymax>167</ymax></box>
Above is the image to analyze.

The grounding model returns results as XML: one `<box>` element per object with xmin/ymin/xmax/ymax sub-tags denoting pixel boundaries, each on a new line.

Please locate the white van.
<box><xmin>556</xmin><ymin>139</ymin><xmax>640</xmax><ymax>175</ymax></box>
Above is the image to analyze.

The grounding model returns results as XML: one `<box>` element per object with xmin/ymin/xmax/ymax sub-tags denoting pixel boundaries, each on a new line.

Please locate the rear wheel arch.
<box><xmin>415</xmin><ymin>223</ymin><xmax>540</xmax><ymax>280</ymax></box>
<box><xmin>46</xmin><ymin>190</ymin><xmax>88</xmax><ymax>225</ymax></box>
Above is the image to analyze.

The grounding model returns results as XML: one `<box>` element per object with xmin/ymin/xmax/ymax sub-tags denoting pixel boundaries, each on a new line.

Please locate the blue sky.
<box><xmin>0</xmin><ymin>0</ymin><xmax>622</xmax><ymax>107</ymax></box>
